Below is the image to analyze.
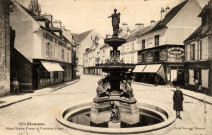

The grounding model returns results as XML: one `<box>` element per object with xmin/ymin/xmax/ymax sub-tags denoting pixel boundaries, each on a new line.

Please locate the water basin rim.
<box><xmin>56</xmin><ymin>100</ymin><xmax>176</xmax><ymax>134</ymax></box>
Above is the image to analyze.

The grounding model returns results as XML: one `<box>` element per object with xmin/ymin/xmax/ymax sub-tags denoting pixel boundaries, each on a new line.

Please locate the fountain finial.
<box><xmin>108</xmin><ymin>8</ymin><xmax>121</xmax><ymax>37</ymax></box>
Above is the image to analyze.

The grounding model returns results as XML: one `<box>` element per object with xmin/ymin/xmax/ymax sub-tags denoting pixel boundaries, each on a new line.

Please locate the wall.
<box><xmin>137</xmin><ymin>29</ymin><xmax>167</xmax><ymax>49</ymax></box>
<box><xmin>166</xmin><ymin>0</ymin><xmax>201</xmax><ymax>45</ymax></box>
<box><xmin>0</xmin><ymin>0</ymin><xmax>10</xmax><ymax>96</ymax></box>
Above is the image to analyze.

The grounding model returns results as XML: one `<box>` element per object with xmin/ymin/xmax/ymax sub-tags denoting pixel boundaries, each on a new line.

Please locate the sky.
<box><xmin>18</xmin><ymin>0</ymin><xmax>209</xmax><ymax>36</ymax></box>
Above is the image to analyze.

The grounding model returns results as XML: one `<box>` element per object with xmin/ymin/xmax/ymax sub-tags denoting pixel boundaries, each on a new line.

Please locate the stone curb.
<box><xmin>0</xmin><ymin>78</ymin><xmax>80</xmax><ymax>109</ymax></box>
<box><xmin>132</xmin><ymin>82</ymin><xmax>212</xmax><ymax>105</ymax></box>
<box><xmin>52</xmin><ymin>78</ymin><xmax>80</xmax><ymax>92</ymax></box>
<box><xmin>0</xmin><ymin>96</ymin><xmax>32</xmax><ymax>109</ymax></box>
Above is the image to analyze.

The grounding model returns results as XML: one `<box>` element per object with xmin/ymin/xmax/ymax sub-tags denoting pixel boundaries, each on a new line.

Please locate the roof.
<box><xmin>17</xmin><ymin>2</ymin><xmax>70</xmax><ymax>44</ymax></box>
<box><xmin>100</xmin><ymin>44</ymin><xmax>110</xmax><ymax>49</ymax></box>
<box><xmin>74</xmin><ymin>29</ymin><xmax>94</xmax><ymax>44</ymax></box>
<box><xmin>184</xmin><ymin>26</ymin><xmax>201</xmax><ymax>43</ymax></box>
<box><xmin>198</xmin><ymin>1</ymin><xmax>212</xmax><ymax>17</ymax></box>
<box><xmin>184</xmin><ymin>25</ymin><xmax>211</xmax><ymax>43</ymax></box>
<box><xmin>127</xmin><ymin>25</ymin><xmax>153</xmax><ymax>41</ymax></box>
<box><xmin>149</xmin><ymin>0</ymin><xmax>189</xmax><ymax>33</ymax></box>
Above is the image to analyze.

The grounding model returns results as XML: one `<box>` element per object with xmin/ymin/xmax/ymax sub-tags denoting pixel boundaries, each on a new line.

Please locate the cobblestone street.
<box><xmin>0</xmin><ymin>75</ymin><xmax>211</xmax><ymax>135</ymax></box>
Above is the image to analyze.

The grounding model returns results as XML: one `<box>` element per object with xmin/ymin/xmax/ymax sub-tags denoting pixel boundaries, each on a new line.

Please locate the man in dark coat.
<box><xmin>173</xmin><ymin>87</ymin><xmax>184</xmax><ymax>119</ymax></box>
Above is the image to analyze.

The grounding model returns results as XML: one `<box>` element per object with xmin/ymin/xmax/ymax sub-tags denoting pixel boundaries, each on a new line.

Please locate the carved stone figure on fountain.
<box><xmin>96</xmin><ymin>77</ymin><xmax>110</xmax><ymax>98</ymax></box>
<box><xmin>110</xmin><ymin>101</ymin><xmax>120</xmax><ymax>123</ymax></box>
<box><xmin>107</xmin><ymin>50</ymin><xmax>123</xmax><ymax>65</ymax></box>
<box><xmin>108</xmin><ymin>8</ymin><xmax>121</xmax><ymax>37</ymax></box>
<box><xmin>120</xmin><ymin>80</ymin><xmax>134</xmax><ymax>98</ymax></box>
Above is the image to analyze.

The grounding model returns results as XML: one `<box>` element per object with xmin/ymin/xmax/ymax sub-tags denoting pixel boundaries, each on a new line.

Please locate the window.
<box><xmin>50</xmin><ymin>44</ymin><xmax>53</xmax><ymax>57</ymax></box>
<box><xmin>62</xmin><ymin>49</ymin><xmax>65</xmax><ymax>60</ymax></box>
<box><xmin>154</xmin><ymin>35</ymin><xmax>159</xmax><ymax>46</ymax></box>
<box><xmin>190</xmin><ymin>44</ymin><xmax>195</xmax><ymax>61</ymax></box>
<box><xmin>67</xmin><ymin>52</ymin><xmax>69</xmax><ymax>62</ymax></box>
<box><xmin>199</xmin><ymin>40</ymin><xmax>202</xmax><ymax>60</ymax></box>
<box><xmin>46</xmin><ymin>42</ymin><xmax>50</xmax><ymax>57</ymax></box>
<box><xmin>186</xmin><ymin>45</ymin><xmax>190</xmax><ymax>61</ymax></box>
<box><xmin>91</xmin><ymin>36</ymin><xmax>92</xmax><ymax>40</ymax></box>
<box><xmin>142</xmin><ymin>39</ymin><xmax>145</xmax><ymax>50</ymax></box>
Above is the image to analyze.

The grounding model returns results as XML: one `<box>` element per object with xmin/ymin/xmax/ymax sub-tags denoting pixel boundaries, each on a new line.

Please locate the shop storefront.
<box><xmin>136</xmin><ymin>45</ymin><xmax>184</xmax><ymax>85</ymax></box>
<box><xmin>33</xmin><ymin>60</ymin><xmax>73</xmax><ymax>89</ymax></box>
<box><xmin>184</xmin><ymin>61</ymin><xmax>211</xmax><ymax>95</ymax></box>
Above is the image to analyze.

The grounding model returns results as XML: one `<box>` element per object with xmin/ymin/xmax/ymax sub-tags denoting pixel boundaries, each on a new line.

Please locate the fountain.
<box><xmin>56</xmin><ymin>9</ymin><xmax>176</xmax><ymax>135</ymax></box>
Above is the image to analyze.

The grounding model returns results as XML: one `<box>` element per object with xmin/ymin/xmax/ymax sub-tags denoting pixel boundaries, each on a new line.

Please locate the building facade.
<box><xmin>0</xmin><ymin>0</ymin><xmax>11</xmax><ymax>96</ymax></box>
<box><xmin>83</xmin><ymin>37</ymin><xmax>104</xmax><ymax>75</ymax></box>
<box><xmin>135</xmin><ymin>0</ymin><xmax>202</xmax><ymax>85</ymax></box>
<box><xmin>184</xmin><ymin>0</ymin><xmax>212</xmax><ymax>95</ymax></box>
<box><xmin>73</xmin><ymin>29</ymin><xmax>102</xmax><ymax>74</ymax></box>
<box><xmin>10</xmin><ymin>0</ymin><xmax>75</xmax><ymax>91</ymax></box>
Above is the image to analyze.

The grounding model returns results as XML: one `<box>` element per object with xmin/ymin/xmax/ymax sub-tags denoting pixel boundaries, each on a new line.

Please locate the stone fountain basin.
<box><xmin>56</xmin><ymin>99</ymin><xmax>176</xmax><ymax>135</ymax></box>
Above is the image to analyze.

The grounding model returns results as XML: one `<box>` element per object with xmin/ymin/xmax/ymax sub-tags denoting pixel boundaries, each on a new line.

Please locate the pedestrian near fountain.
<box><xmin>173</xmin><ymin>86</ymin><xmax>184</xmax><ymax>119</ymax></box>
<box><xmin>12</xmin><ymin>78</ymin><xmax>19</xmax><ymax>95</ymax></box>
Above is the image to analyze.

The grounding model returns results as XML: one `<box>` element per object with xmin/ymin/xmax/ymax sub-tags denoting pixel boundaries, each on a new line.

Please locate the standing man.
<box><xmin>173</xmin><ymin>87</ymin><xmax>184</xmax><ymax>119</ymax></box>
<box><xmin>12</xmin><ymin>78</ymin><xmax>19</xmax><ymax>95</ymax></box>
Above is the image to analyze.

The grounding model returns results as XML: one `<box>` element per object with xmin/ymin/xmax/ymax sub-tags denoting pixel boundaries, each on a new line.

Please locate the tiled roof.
<box><xmin>74</xmin><ymin>29</ymin><xmax>94</xmax><ymax>44</ymax></box>
<box><xmin>149</xmin><ymin>0</ymin><xmax>189</xmax><ymax>33</ymax></box>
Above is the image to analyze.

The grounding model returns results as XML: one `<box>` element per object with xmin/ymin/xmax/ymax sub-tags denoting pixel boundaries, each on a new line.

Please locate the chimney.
<box><xmin>135</xmin><ymin>23</ymin><xmax>144</xmax><ymax>29</ymax></box>
<box><xmin>43</xmin><ymin>14</ymin><xmax>53</xmax><ymax>27</ymax></box>
<box><xmin>160</xmin><ymin>7</ymin><xmax>165</xmax><ymax>20</ymax></box>
<box><xmin>120</xmin><ymin>23</ymin><xmax>128</xmax><ymax>36</ymax></box>
<box><xmin>151</xmin><ymin>20</ymin><xmax>156</xmax><ymax>25</ymax></box>
<box><xmin>53</xmin><ymin>20</ymin><xmax>62</xmax><ymax>29</ymax></box>
<box><xmin>165</xmin><ymin>6</ymin><xmax>170</xmax><ymax>14</ymax></box>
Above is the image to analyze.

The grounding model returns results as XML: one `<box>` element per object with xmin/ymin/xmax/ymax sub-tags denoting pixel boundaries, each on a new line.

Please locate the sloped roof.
<box><xmin>127</xmin><ymin>25</ymin><xmax>153</xmax><ymax>41</ymax></box>
<box><xmin>121</xmin><ymin>33</ymin><xmax>129</xmax><ymax>39</ymax></box>
<box><xmin>184</xmin><ymin>25</ymin><xmax>211</xmax><ymax>43</ymax></box>
<box><xmin>100</xmin><ymin>44</ymin><xmax>110</xmax><ymax>49</ymax></box>
<box><xmin>149</xmin><ymin>0</ymin><xmax>189</xmax><ymax>33</ymax></box>
<box><xmin>74</xmin><ymin>29</ymin><xmax>94</xmax><ymax>44</ymax></box>
<box><xmin>184</xmin><ymin>26</ymin><xmax>201</xmax><ymax>43</ymax></box>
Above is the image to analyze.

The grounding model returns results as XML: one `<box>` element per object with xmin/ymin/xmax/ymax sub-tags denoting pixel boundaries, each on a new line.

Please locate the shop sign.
<box><xmin>159</xmin><ymin>51</ymin><xmax>167</xmax><ymax>61</ymax></box>
<box><xmin>146</xmin><ymin>53</ymin><xmax>154</xmax><ymax>62</ymax></box>
<box><xmin>168</xmin><ymin>47</ymin><xmax>184</xmax><ymax>62</ymax></box>
<box><xmin>168</xmin><ymin>48</ymin><xmax>184</xmax><ymax>56</ymax></box>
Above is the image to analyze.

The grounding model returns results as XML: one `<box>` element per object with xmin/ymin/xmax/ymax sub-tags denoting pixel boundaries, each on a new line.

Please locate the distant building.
<box><xmin>10</xmin><ymin>0</ymin><xmax>75</xmax><ymax>91</ymax></box>
<box><xmin>0</xmin><ymin>0</ymin><xmax>10</xmax><ymax>97</ymax></box>
<box><xmin>73</xmin><ymin>30</ymin><xmax>102</xmax><ymax>74</ymax></box>
<box><xmin>119</xmin><ymin>23</ymin><xmax>153</xmax><ymax>64</ymax></box>
<box><xmin>135</xmin><ymin>0</ymin><xmax>202</xmax><ymax>85</ymax></box>
<box><xmin>184</xmin><ymin>0</ymin><xmax>212</xmax><ymax>95</ymax></box>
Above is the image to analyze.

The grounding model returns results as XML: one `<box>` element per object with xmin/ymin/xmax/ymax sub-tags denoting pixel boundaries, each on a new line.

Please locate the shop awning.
<box><xmin>132</xmin><ymin>65</ymin><xmax>146</xmax><ymax>73</ymax></box>
<box><xmin>41</xmin><ymin>61</ymin><xmax>64</xmax><ymax>72</ymax></box>
<box><xmin>143</xmin><ymin>64</ymin><xmax>165</xmax><ymax>80</ymax></box>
